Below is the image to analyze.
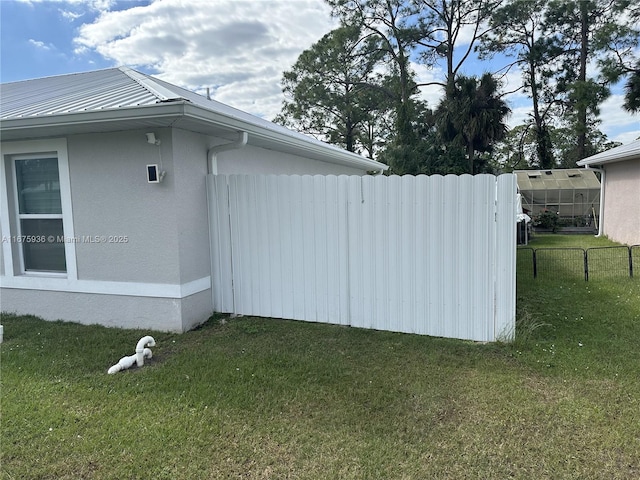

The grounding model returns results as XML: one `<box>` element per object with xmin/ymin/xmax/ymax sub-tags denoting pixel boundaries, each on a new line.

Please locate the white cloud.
<box><xmin>500</xmin><ymin>66</ymin><xmax>533</xmax><ymax>129</ymax></box>
<box><xmin>507</xmin><ymin>105</ymin><xmax>532</xmax><ymax>129</ymax></box>
<box><xmin>73</xmin><ymin>0</ymin><xmax>338</xmax><ymax>120</ymax></box>
<box><xmin>28</xmin><ymin>39</ymin><xmax>53</xmax><ymax>51</ymax></box>
<box><xmin>598</xmin><ymin>94</ymin><xmax>640</xmax><ymax>143</ymax></box>
<box><xmin>18</xmin><ymin>0</ymin><xmax>116</xmax><ymax>8</ymax></box>
<box><xmin>66</xmin><ymin>0</ymin><xmax>638</xmax><ymax>140</ymax></box>
<box><xmin>413</xmin><ymin>63</ymin><xmax>446</xmax><ymax>107</ymax></box>
<box><xmin>60</xmin><ymin>9</ymin><xmax>84</xmax><ymax>21</ymax></box>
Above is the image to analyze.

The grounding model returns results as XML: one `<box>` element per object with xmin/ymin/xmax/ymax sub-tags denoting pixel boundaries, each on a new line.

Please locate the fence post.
<box><xmin>532</xmin><ymin>249</ymin><xmax>537</xmax><ymax>279</ymax></box>
<box><xmin>584</xmin><ymin>249</ymin><xmax>589</xmax><ymax>281</ymax></box>
<box><xmin>629</xmin><ymin>247</ymin><xmax>634</xmax><ymax>278</ymax></box>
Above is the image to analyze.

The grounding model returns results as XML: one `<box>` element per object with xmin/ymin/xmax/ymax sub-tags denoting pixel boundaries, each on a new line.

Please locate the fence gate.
<box><xmin>207</xmin><ymin>174</ymin><xmax>516</xmax><ymax>342</ymax></box>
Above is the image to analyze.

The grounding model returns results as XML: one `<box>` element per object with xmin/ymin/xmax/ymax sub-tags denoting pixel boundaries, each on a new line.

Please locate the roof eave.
<box><xmin>0</xmin><ymin>102</ymin><xmax>188</xmax><ymax>140</ymax></box>
<box><xmin>1</xmin><ymin>102</ymin><xmax>388</xmax><ymax>172</ymax></box>
<box><xmin>577</xmin><ymin>140</ymin><xmax>640</xmax><ymax>167</ymax></box>
<box><xmin>577</xmin><ymin>153</ymin><xmax>640</xmax><ymax>167</ymax></box>
<box><xmin>181</xmin><ymin>104</ymin><xmax>388</xmax><ymax>172</ymax></box>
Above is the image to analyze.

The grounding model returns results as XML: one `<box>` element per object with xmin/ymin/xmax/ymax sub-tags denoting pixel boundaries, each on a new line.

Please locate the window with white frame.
<box><xmin>1</xmin><ymin>138</ymin><xmax>76</xmax><ymax>279</ymax></box>
<box><xmin>13</xmin><ymin>154</ymin><xmax>66</xmax><ymax>272</ymax></box>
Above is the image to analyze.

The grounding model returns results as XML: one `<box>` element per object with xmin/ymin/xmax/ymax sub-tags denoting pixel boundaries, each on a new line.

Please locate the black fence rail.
<box><xmin>517</xmin><ymin>245</ymin><xmax>640</xmax><ymax>280</ymax></box>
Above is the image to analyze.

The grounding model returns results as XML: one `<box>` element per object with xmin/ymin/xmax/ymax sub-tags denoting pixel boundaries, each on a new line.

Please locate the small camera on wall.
<box><xmin>147</xmin><ymin>164</ymin><xmax>165</xmax><ymax>183</ymax></box>
<box><xmin>146</xmin><ymin>132</ymin><xmax>161</xmax><ymax>145</ymax></box>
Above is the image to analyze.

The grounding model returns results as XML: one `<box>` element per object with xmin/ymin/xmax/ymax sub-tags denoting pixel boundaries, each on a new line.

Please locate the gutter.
<box><xmin>181</xmin><ymin>104</ymin><xmax>388</xmax><ymax>173</ymax></box>
<box><xmin>207</xmin><ymin>131</ymin><xmax>248</xmax><ymax>174</ymax></box>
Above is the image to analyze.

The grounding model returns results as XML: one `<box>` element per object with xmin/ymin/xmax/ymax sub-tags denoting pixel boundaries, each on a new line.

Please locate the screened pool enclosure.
<box><xmin>515</xmin><ymin>169</ymin><xmax>601</xmax><ymax>225</ymax></box>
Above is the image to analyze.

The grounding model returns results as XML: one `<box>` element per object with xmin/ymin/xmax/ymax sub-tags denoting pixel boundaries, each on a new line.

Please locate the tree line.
<box><xmin>274</xmin><ymin>0</ymin><xmax>640</xmax><ymax>174</ymax></box>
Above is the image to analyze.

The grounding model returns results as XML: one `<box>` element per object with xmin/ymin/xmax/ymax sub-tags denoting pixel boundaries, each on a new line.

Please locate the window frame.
<box><xmin>1</xmin><ymin>139</ymin><xmax>77</xmax><ymax>280</ymax></box>
<box><xmin>13</xmin><ymin>154</ymin><xmax>66</xmax><ymax>273</ymax></box>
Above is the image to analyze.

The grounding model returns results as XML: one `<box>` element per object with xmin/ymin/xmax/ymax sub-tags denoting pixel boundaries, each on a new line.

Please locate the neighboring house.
<box><xmin>577</xmin><ymin>139</ymin><xmax>640</xmax><ymax>245</ymax></box>
<box><xmin>0</xmin><ymin>67</ymin><xmax>387</xmax><ymax>332</ymax></box>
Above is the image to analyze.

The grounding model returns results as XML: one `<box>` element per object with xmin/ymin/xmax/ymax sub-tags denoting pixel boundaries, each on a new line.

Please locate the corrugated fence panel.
<box><xmin>207</xmin><ymin>174</ymin><xmax>234</xmax><ymax>313</ymax></box>
<box><xmin>472</xmin><ymin>174</ymin><xmax>496</xmax><ymax>341</ymax></box>
<box><xmin>442</xmin><ymin>175</ymin><xmax>462</xmax><ymax>338</ymax></box>
<box><xmin>210</xmin><ymin>173</ymin><xmax>516</xmax><ymax>342</ymax></box>
<box><xmin>494</xmin><ymin>173</ymin><xmax>517</xmax><ymax>341</ymax></box>
<box><xmin>225</xmin><ymin>175</ymin><xmax>351</xmax><ymax>325</ymax></box>
<box><xmin>425</xmin><ymin>175</ymin><xmax>445</xmax><ymax>337</ymax></box>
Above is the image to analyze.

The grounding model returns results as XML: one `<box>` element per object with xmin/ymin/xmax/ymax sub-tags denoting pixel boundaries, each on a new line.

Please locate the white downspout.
<box><xmin>207</xmin><ymin>131</ymin><xmax>248</xmax><ymax>174</ymax></box>
<box><xmin>206</xmin><ymin>131</ymin><xmax>248</xmax><ymax>317</ymax></box>
<box><xmin>585</xmin><ymin>165</ymin><xmax>605</xmax><ymax>237</ymax></box>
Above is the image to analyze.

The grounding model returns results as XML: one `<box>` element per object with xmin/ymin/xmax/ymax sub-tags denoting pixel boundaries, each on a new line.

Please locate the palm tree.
<box><xmin>437</xmin><ymin>73</ymin><xmax>511</xmax><ymax>173</ymax></box>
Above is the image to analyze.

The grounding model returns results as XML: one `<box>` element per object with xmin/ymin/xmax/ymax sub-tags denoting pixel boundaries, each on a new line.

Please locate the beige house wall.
<box><xmin>603</xmin><ymin>159</ymin><xmax>640</xmax><ymax>245</ymax></box>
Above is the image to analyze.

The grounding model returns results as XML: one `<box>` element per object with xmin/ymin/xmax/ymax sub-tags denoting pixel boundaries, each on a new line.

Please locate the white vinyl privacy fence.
<box><xmin>207</xmin><ymin>174</ymin><xmax>516</xmax><ymax>342</ymax></box>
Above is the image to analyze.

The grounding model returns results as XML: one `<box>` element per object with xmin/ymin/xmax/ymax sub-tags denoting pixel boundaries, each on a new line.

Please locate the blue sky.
<box><xmin>1</xmin><ymin>0</ymin><xmax>638</xmax><ymax>145</ymax></box>
<box><xmin>0</xmin><ymin>1</ymin><xmax>138</xmax><ymax>81</ymax></box>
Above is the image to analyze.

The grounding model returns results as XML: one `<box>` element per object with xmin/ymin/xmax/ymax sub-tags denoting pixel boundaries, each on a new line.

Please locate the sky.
<box><xmin>1</xmin><ymin>0</ymin><xmax>638</xmax><ymax>145</ymax></box>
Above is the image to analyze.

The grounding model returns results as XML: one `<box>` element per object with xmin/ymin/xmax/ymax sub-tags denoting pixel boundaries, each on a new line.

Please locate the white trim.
<box><xmin>0</xmin><ymin>153</ymin><xmax>14</xmax><ymax>277</ymax></box>
<box><xmin>1</xmin><ymin>139</ymin><xmax>77</xmax><ymax>279</ymax></box>
<box><xmin>0</xmin><ymin>275</ymin><xmax>211</xmax><ymax>299</ymax></box>
<box><xmin>577</xmin><ymin>139</ymin><xmax>640</xmax><ymax>167</ymax></box>
<box><xmin>182</xmin><ymin>104</ymin><xmax>388</xmax><ymax>172</ymax></box>
<box><xmin>10</xmin><ymin>157</ymin><xmax>67</xmax><ymax>273</ymax></box>
<box><xmin>180</xmin><ymin>276</ymin><xmax>212</xmax><ymax>297</ymax></box>
<box><xmin>56</xmin><ymin>139</ymin><xmax>77</xmax><ymax>279</ymax></box>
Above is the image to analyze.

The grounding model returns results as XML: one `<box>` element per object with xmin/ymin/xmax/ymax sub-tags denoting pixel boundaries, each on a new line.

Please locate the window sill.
<box><xmin>21</xmin><ymin>271</ymin><xmax>68</xmax><ymax>279</ymax></box>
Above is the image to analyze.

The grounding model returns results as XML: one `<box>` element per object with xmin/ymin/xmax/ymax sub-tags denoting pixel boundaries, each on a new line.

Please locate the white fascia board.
<box><xmin>182</xmin><ymin>104</ymin><xmax>389</xmax><ymax>172</ymax></box>
<box><xmin>252</xmin><ymin>128</ymin><xmax>388</xmax><ymax>171</ymax></box>
<box><xmin>0</xmin><ymin>103</ymin><xmax>187</xmax><ymax>132</ymax></box>
<box><xmin>577</xmin><ymin>140</ymin><xmax>640</xmax><ymax>167</ymax></box>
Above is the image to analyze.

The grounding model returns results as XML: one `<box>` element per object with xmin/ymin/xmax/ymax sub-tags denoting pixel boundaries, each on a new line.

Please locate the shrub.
<box><xmin>535</xmin><ymin>210</ymin><xmax>560</xmax><ymax>232</ymax></box>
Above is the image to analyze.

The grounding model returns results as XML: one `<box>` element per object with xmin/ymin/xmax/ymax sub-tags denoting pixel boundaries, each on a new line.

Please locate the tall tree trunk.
<box><xmin>345</xmin><ymin>119</ymin><xmax>355</xmax><ymax>152</ymax></box>
<box><xmin>396</xmin><ymin>50</ymin><xmax>417</xmax><ymax>147</ymax></box>
<box><xmin>577</xmin><ymin>0</ymin><xmax>589</xmax><ymax>160</ymax></box>
<box><xmin>529</xmin><ymin>56</ymin><xmax>553</xmax><ymax>169</ymax></box>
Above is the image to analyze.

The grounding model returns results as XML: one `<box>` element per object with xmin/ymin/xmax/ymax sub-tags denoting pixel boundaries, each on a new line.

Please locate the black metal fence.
<box><xmin>517</xmin><ymin>245</ymin><xmax>640</xmax><ymax>280</ymax></box>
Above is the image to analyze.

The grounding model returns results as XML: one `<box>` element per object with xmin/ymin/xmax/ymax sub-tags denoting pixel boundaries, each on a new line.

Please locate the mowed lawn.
<box><xmin>2</xmin><ymin>235</ymin><xmax>639</xmax><ymax>479</ymax></box>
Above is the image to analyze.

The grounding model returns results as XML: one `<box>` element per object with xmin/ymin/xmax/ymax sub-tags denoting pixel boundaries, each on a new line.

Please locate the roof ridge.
<box><xmin>118</xmin><ymin>66</ymin><xmax>186</xmax><ymax>103</ymax></box>
<box><xmin>1</xmin><ymin>67</ymin><xmax>123</xmax><ymax>85</ymax></box>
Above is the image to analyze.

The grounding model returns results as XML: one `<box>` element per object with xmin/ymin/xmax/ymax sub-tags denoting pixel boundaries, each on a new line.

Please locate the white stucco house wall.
<box><xmin>577</xmin><ymin>139</ymin><xmax>640</xmax><ymax>246</ymax></box>
<box><xmin>0</xmin><ymin>67</ymin><xmax>387</xmax><ymax>332</ymax></box>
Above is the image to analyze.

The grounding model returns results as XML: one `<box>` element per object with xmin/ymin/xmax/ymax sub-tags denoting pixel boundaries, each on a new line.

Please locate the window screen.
<box><xmin>15</xmin><ymin>157</ymin><xmax>66</xmax><ymax>272</ymax></box>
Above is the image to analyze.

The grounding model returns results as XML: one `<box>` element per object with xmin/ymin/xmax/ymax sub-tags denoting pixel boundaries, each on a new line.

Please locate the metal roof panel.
<box><xmin>0</xmin><ymin>68</ymin><xmax>162</xmax><ymax>119</ymax></box>
<box><xmin>0</xmin><ymin>67</ymin><xmax>388</xmax><ymax>172</ymax></box>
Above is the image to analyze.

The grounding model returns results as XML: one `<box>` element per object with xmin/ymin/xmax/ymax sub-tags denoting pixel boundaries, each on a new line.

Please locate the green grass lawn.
<box><xmin>525</xmin><ymin>232</ymin><xmax>624</xmax><ymax>248</ymax></box>
<box><xmin>2</xmin><ymin>235</ymin><xmax>639</xmax><ymax>479</ymax></box>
